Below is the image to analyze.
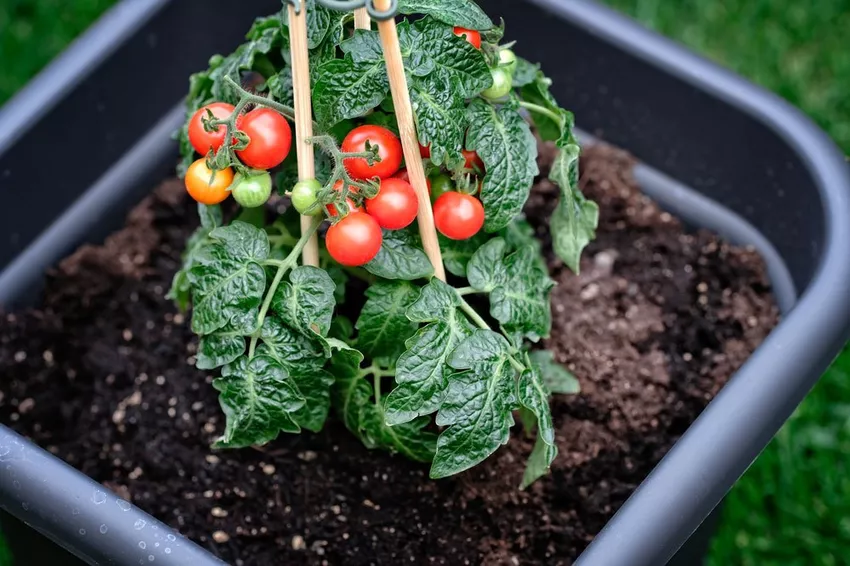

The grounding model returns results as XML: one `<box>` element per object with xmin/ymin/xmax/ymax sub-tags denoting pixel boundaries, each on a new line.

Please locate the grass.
<box><xmin>1</xmin><ymin>1</ymin><xmax>849</xmax><ymax>565</ymax></box>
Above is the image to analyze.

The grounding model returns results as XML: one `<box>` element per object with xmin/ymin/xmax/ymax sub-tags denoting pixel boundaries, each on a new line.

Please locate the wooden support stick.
<box><xmin>354</xmin><ymin>7</ymin><xmax>371</xmax><ymax>30</ymax></box>
<box><xmin>374</xmin><ymin>0</ymin><xmax>446</xmax><ymax>281</ymax></box>
<box><xmin>287</xmin><ymin>3</ymin><xmax>320</xmax><ymax>268</ymax></box>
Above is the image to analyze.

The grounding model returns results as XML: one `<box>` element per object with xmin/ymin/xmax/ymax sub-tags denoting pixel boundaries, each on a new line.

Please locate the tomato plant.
<box><xmin>394</xmin><ymin>168</ymin><xmax>432</xmax><ymax>193</ymax></box>
<box><xmin>172</xmin><ymin>0</ymin><xmax>598</xmax><ymax>487</ymax></box>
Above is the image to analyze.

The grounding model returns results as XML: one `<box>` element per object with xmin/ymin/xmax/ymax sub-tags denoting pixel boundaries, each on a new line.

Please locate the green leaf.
<box><xmin>356</xmin><ymin>282</ymin><xmax>420</xmax><ymax>364</ymax></box>
<box><xmin>430</xmin><ymin>330</ymin><xmax>517</xmax><ymax>478</ymax></box>
<box><xmin>398</xmin><ymin>0</ymin><xmax>493</xmax><ymax>31</ymax></box>
<box><xmin>439</xmin><ymin>232</ymin><xmax>488</xmax><ymax>277</ymax></box>
<box><xmin>521</xmin><ymin>433</ymin><xmax>558</xmax><ymax>489</ymax></box>
<box><xmin>272</xmin><ymin>266</ymin><xmax>336</xmax><ymax>338</ymax></box>
<box><xmin>313</xmin><ymin>55</ymin><xmax>389</xmax><ymax>127</ymax></box>
<box><xmin>266</xmin><ymin>71</ymin><xmax>294</xmax><ymax>107</ymax></box>
<box><xmin>329</xmin><ymin>315</ymin><xmax>355</xmax><ymax>342</ymax></box>
<box><xmin>340</xmin><ymin>29</ymin><xmax>384</xmax><ymax>63</ymax></box>
<box><xmin>413</xmin><ymin>18</ymin><xmax>492</xmax><ymax>97</ymax></box>
<box><xmin>490</xmin><ymin>244</ymin><xmax>555</xmax><ymax>342</ymax></box>
<box><xmin>500</xmin><ymin>217</ymin><xmax>540</xmax><ymax>254</ymax></box>
<box><xmin>383</xmin><ymin>278</ymin><xmax>472</xmax><ymax>425</ymax></box>
<box><xmin>329</xmin><ymin>343</ymin><xmax>370</xmax><ymax>437</ymax></box>
<box><xmin>213</xmin><ymin>355</ymin><xmax>305</xmax><ymax>448</ymax></box>
<box><xmin>518</xmin><ymin>366</ymin><xmax>555</xmax><ymax>446</ymax></box>
<box><xmin>188</xmin><ymin>222</ymin><xmax>269</xmax><ymax>335</ymax></box>
<box><xmin>410</xmin><ymin>72</ymin><xmax>466</xmax><ymax>167</ymax></box>
<box><xmin>168</xmin><ymin>204</ymin><xmax>223</xmax><ymax>312</ymax></box>
<box><xmin>466</xmin><ymin>238</ymin><xmax>508</xmax><ymax>292</ymax></box>
<box><xmin>257</xmin><ymin>317</ymin><xmax>327</xmax><ymax>368</ymax></box>
<box><xmin>512</xmin><ymin>57</ymin><xmax>539</xmax><ymax>87</ymax></box>
<box><xmin>466</xmin><ymin>98</ymin><xmax>539</xmax><ymax>232</ymax></box>
<box><xmin>520</xmin><ymin>71</ymin><xmax>571</xmax><ymax>142</ymax></box>
<box><xmin>196</xmin><ymin>310</ymin><xmax>255</xmax><ymax>370</ymax></box>
<box><xmin>363</xmin><ymin>409</ymin><xmax>436</xmax><ymax>463</ymax></box>
<box><xmin>324</xmin><ymin>264</ymin><xmax>349</xmax><ymax>303</ymax></box>
<box><xmin>529</xmin><ymin>350</ymin><xmax>580</xmax><ymax>395</ymax></box>
<box><xmin>550</xmin><ymin>143</ymin><xmax>599</xmax><ymax>274</ymax></box>
<box><xmin>290</xmin><ymin>366</ymin><xmax>335</xmax><ymax>433</ymax></box>
<box><xmin>281</xmin><ymin>1</ymin><xmax>337</xmax><ymax>49</ymax></box>
<box><xmin>364</xmin><ymin>228</ymin><xmax>434</xmax><ymax>281</ymax></box>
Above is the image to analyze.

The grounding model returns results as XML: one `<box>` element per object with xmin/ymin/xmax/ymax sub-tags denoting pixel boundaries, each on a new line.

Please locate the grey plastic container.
<box><xmin>0</xmin><ymin>0</ymin><xmax>848</xmax><ymax>565</ymax></box>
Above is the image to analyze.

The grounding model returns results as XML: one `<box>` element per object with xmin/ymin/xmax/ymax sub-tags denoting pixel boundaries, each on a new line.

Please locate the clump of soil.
<box><xmin>0</xmin><ymin>143</ymin><xmax>778</xmax><ymax>565</ymax></box>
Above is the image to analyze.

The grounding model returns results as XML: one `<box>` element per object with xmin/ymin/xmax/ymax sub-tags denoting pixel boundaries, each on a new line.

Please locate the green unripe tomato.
<box><xmin>291</xmin><ymin>179</ymin><xmax>322</xmax><ymax>215</ymax></box>
<box><xmin>231</xmin><ymin>172</ymin><xmax>272</xmax><ymax>208</ymax></box>
<box><xmin>430</xmin><ymin>173</ymin><xmax>454</xmax><ymax>202</ymax></box>
<box><xmin>498</xmin><ymin>48</ymin><xmax>517</xmax><ymax>75</ymax></box>
<box><xmin>481</xmin><ymin>68</ymin><xmax>513</xmax><ymax>100</ymax></box>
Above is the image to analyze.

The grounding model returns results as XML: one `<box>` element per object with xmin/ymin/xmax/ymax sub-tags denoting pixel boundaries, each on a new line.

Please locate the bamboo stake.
<box><xmin>287</xmin><ymin>3</ymin><xmax>320</xmax><ymax>267</ymax></box>
<box><xmin>354</xmin><ymin>7</ymin><xmax>371</xmax><ymax>30</ymax></box>
<box><xmin>374</xmin><ymin>0</ymin><xmax>446</xmax><ymax>281</ymax></box>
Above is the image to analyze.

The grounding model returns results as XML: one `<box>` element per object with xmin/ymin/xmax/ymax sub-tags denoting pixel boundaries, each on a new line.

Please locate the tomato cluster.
<box><xmin>185</xmin><ymin>103</ymin><xmax>292</xmax><ymax>207</ymax></box>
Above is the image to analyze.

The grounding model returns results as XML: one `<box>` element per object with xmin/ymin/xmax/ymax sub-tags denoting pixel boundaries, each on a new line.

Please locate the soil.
<box><xmin>0</xmin><ymin>143</ymin><xmax>778</xmax><ymax>565</ymax></box>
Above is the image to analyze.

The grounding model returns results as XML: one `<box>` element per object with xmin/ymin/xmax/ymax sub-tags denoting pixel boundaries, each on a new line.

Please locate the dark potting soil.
<box><xmin>0</xmin><ymin>143</ymin><xmax>778</xmax><ymax>565</ymax></box>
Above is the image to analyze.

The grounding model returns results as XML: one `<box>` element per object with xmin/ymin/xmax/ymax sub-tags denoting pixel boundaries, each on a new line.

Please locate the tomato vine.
<box><xmin>170</xmin><ymin>0</ymin><xmax>597</xmax><ymax>487</ymax></box>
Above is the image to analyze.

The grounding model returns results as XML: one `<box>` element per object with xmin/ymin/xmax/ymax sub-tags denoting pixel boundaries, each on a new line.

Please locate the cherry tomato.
<box><xmin>291</xmin><ymin>179</ymin><xmax>322</xmax><ymax>215</ymax></box>
<box><xmin>231</xmin><ymin>172</ymin><xmax>272</xmax><ymax>208</ymax></box>
<box><xmin>236</xmin><ymin>108</ymin><xmax>292</xmax><ymax>170</ymax></box>
<box><xmin>430</xmin><ymin>173</ymin><xmax>454</xmax><ymax>202</ymax></box>
<box><xmin>326</xmin><ymin>212</ymin><xmax>383</xmax><ymax>267</ymax></box>
<box><xmin>394</xmin><ymin>168</ymin><xmax>432</xmax><ymax>193</ymax></box>
<box><xmin>419</xmin><ymin>143</ymin><xmax>431</xmax><ymax>159</ymax></box>
<box><xmin>326</xmin><ymin>180</ymin><xmax>362</xmax><ymax>217</ymax></box>
<box><xmin>463</xmin><ymin>149</ymin><xmax>485</xmax><ymax>173</ymax></box>
<box><xmin>482</xmin><ymin>67</ymin><xmax>513</xmax><ymax>100</ymax></box>
<box><xmin>453</xmin><ymin>27</ymin><xmax>481</xmax><ymax>49</ymax></box>
<box><xmin>342</xmin><ymin>125</ymin><xmax>403</xmax><ymax>180</ymax></box>
<box><xmin>185</xmin><ymin>159</ymin><xmax>234</xmax><ymax>205</ymax></box>
<box><xmin>366</xmin><ymin>178</ymin><xmax>419</xmax><ymax>230</ymax></box>
<box><xmin>188</xmin><ymin>102</ymin><xmax>235</xmax><ymax>155</ymax></box>
<box><xmin>433</xmin><ymin>192</ymin><xmax>485</xmax><ymax>240</ymax></box>
<box><xmin>499</xmin><ymin>48</ymin><xmax>517</xmax><ymax>74</ymax></box>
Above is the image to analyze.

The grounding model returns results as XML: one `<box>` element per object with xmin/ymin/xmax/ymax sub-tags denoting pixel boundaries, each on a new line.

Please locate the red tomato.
<box><xmin>366</xmin><ymin>178</ymin><xmax>419</xmax><ymax>230</ymax></box>
<box><xmin>463</xmin><ymin>149</ymin><xmax>485</xmax><ymax>172</ymax></box>
<box><xmin>394</xmin><ymin>168</ymin><xmax>432</xmax><ymax>193</ymax></box>
<box><xmin>453</xmin><ymin>27</ymin><xmax>482</xmax><ymax>49</ymax></box>
<box><xmin>235</xmin><ymin>108</ymin><xmax>292</xmax><ymax>170</ymax></box>
<box><xmin>419</xmin><ymin>143</ymin><xmax>431</xmax><ymax>159</ymax></box>
<box><xmin>342</xmin><ymin>125</ymin><xmax>402</xmax><ymax>180</ymax></box>
<box><xmin>433</xmin><ymin>192</ymin><xmax>485</xmax><ymax>240</ymax></box>
<box><xmin>326</xmin><ymin>212</ymin><xmax>383</xmax><ymax>267</ymax></box>
<box><xmin>326</xmin><ymin>180</ymin><xmax>362</xmax><ymax>217</ymax></box>
<box><xmin>188</xmin><ymin>103</ymin><xmax>236</xmax><ymax>155</ymax></box>
<box><xmin>184</xmin><ymin>159</ymin><xmax>233</xmax><ymax>205</ymax></box>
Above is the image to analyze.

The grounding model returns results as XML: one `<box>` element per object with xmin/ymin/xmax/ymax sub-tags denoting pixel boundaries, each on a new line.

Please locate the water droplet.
<box><xmin>148</xmin><ymin>556</ymin><xmax>155</xmax><ymax>562</ymax></box>
<box><xmin>164</xmin><ymin>548</ymin><xmax>171</xmax><ymax>555</ymax></box>
<box><xmin>92</xmin><ymin>489</ymin><xmax>108</xmax><ymax>505</ymax></box>
<box><xmin>100</xmin><ymin>524</ymin><xmax>108</xmax><ymax>534</ymax></box>
<box><xmin>138</xmin><ymin>541</ymin><xmax>146</xmax><ymax>549</ymax></box>
<box><xmin>154</xmin><ymin>542</ymin><xmax>160</xmax><ymax>548</ymax></box>
<box><xmin>134</xmin><ymin>519</ymin><xmax>146</xmax><ymax>530</ymax></box>
<box><xmin>116</xmin><ymin>499</ymin><xmax>131</xmax><ymax>511</ymax></box>
<box><xmin>21</xmin><ymin>502</ymin><xmax>28</xmax><ymax>511</ymax></box>
<box><xmin>79</xmin><ymin>529</ymin><xmax>86</xmax><ymax>536</ymax></box>
<box><xmin>166</xmin><ymin>534</ymin><xmax>176</xmax><ymax>542</ymax></box>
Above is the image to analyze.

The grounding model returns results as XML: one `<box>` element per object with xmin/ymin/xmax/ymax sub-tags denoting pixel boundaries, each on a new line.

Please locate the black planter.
<box><xmin>0</xmin><ymin>0</ymin><xmax>848</xmax><ymax>565</ymax></box>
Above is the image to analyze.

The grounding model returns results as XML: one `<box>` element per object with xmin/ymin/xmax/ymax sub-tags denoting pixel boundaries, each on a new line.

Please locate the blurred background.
<box><xmin>0</xmin><ymin>0</ymin><xmax>848</xmax><ymax>564</ymax></box>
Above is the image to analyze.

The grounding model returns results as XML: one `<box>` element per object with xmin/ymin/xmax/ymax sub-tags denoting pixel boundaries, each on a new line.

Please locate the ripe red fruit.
<box><xmin>366</xmin><ymin>178</ymin><xmax>419</xmax><ymax>230</ymax></box>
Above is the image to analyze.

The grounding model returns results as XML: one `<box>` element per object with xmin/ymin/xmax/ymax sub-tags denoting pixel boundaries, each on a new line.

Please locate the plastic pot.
<box><xmin>0</xmin><ymin>1</ymin><xmax>848</xmax><ymax>565</ymax></box>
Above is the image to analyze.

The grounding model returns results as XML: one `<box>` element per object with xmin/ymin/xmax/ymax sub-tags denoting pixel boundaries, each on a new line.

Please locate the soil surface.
<box><xmin>0</xmin><ymin>143</ymin><xmax>778</xmax><ymax>565</ymax></box>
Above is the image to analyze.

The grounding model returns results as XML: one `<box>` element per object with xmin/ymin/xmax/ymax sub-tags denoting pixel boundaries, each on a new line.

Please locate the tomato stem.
<box><xmin>223</xmin><ymin>76</ymin><xmax>297</xmax><ymax>122</ymax></box>
<box><xmin>455</xmin><ymin>286</ymin><xmax>479</xmax><ymax>296</ymax></box>
<box><xmin>518</xmin><ymin>101</ymin><xmax>565</xmax><ymax>130</ymax></box>
<box><xmin>248</xmin><ymin>215</ymin><xmax>324</xmax><ymax>358</ymax></box>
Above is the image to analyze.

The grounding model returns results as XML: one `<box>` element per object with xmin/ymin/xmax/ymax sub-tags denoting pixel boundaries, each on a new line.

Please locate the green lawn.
<box><xmin>1</xmin><ymin>1</ymin><xmax>849</xmax><ymax>565</ymax></box>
